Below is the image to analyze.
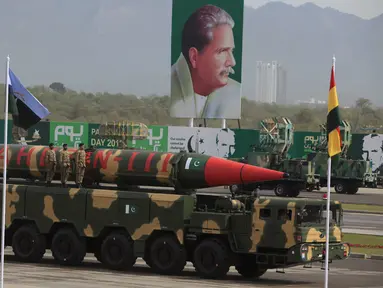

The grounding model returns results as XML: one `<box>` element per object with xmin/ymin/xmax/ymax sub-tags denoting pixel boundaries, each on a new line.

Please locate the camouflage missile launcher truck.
<box><xmin>1</xmin><ymin>183</ymin><xmax>350</xmax><ymax>279</ymax></box>
<box><xmin>308</xmin><ymin>120</ymin><xmax>376</xmax><ymax>194</ymax></box>
<box><xmin>229</xmin><ymin>117</ymin><xmax>320</xmax><ymax>198</ymax></box>
<box><xmin>0</xmin><ymin>144</ymin><xmax>287</xmax><ymax>194</ymax></box>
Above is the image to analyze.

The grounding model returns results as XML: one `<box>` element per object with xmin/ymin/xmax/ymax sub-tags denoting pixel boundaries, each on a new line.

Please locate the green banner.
<box><xmin>288</xmin><ymin>131</ymin><xmax>321</xmax><ymax>159</ymax></box>
<box><xmin>49</xmin><ymin>121</ymin><xmax>89</xmax><ymax>148</ymax></box>
<box><xmin>21</xmin><ymin>121</ymin><xmax>50</xmax><ymax>145</ymax></box>
<box><xmin>230</xmin><ymin>128</ymin><xmax>259</xmax><ymax>159</ymax></box>
<box><xmin>0</xmin><ymin>120</ymin><xmax>14</xmax><ymax>144</ymax></box>
<box><xmin>128</xmin><ymin>125</ymin><xmax>168</xmax><ymax>152</ymax></box>
<box><xmin>88</xmin><ymin>123</ymin><xmax>122</xmax><ymax>149</ymax></box>
<box><xmin>170</xmin><ymin>0</ymin><xmax>244</xmax><ymax>119</ymax></box>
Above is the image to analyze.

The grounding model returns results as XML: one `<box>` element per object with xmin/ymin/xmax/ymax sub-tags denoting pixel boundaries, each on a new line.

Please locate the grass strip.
<box><xmin>343</xmin><ymin>233</ymin><xmax>383</xmax><ymax>255</ymax></box>
<box><xmin>342</xmin><ymin>203</ymin><xmax>383</xmax><ymax>214</ymax></box>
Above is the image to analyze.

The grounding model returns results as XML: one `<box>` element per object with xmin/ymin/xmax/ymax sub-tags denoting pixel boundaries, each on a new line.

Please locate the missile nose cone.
<box><xmin>240</xmin><ymin>163</ymin><xmax>287</xmax><ymax>183</ymax></box>
<box><xmin>204</xmin><ymin>157</ymin><xmax>287</xmax><ymax>187</ymax></box>
<box><xmin>283</xmin><ymin>172</ymin><xmax>289</xmax><ymax>178</ymax></box>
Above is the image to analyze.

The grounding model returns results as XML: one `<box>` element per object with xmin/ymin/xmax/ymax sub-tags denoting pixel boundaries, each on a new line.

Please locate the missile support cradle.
<box><xmin>1</xmin><ymin>183</ymin><xmax>350</xmax><ymax>279</ymax></box>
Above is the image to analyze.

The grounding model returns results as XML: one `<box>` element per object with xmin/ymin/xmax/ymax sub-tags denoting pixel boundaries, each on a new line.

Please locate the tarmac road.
<box><xmin>176</xmin><ymin>185</ymin><xmax>383</xmax><ymax>206</ymax></box>
<box><xmin>256</xmin><ymin>187</ymin><xmax>383</xmax><ymax>206</ymax></box>
<box><xmin>1</xmin><ymin>250</ymin><xmax>383</xmax><ymax>288</ymax></box>
<box><xmin>343</xmin><ymin>212</ymin><xmax>383</xmax><ymax>236</ymax></box>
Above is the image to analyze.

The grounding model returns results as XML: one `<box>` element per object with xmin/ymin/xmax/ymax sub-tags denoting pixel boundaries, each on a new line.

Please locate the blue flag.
<box><xmin>7</xmin><ymin>68</ymin><xmax>50</xmax><ymax>130</ymax></box>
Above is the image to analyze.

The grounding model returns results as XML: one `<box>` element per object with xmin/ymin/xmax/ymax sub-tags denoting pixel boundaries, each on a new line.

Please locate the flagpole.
<box><xmin>1</xmin><ymin>55</ymin><xmax>10</xmax><ymax>288</ymax></box>
<box><xmin>324</xmin><ymin>55</ymin><xmax>336</xmax><ymax>288</ymax></box>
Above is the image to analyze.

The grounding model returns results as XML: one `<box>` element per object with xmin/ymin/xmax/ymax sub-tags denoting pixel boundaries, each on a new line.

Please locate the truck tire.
<box><xmin>12</xmin><ymin>224</ymin><xmax>46</xmax><ymax>263</ymax></box>
<box><xmin>193</xmin><ymin>238</ymin><xmax>231</xmax><ymax>279</ymax></box>
<box><xmin>274</xmin><ymin>184</ymin><xmax>287</xmax><ymax>197</ymax></box>
<box><xmin>51</xmin><ymin>228</ymin><xmax>86</xmax><ymax>266</ymax></box>
<box><xmin>334</xmin><ymin>183</ymin><xmax>346</xmax><ymax>194</ymax></box>
<box><xmin>100</xmin><ymin>231</ymin><xmax>136</xmax><ymax>270</ymax></box>
<box><xmin>347</xmin><ymin>187</ymin><xmax>359</xmax><ymax>194</ymax></box>
<box><xmin>235</xmin><ymin>264</ymin><xmax>267</xmax><ymax>278</ymax></box>
<box><xmin>288</xmin><ymin>189</ymin><xmax>300</xmax><ymax>197</ymax></box>
<box><xmin>148</xmin><ymin>234</ymin><xmax>186</xmax><ymax>275</ymax></box>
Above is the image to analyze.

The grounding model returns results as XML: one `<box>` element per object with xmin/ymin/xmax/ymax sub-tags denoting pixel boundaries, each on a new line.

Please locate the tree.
<box><xmin>49</xmin><ymin>82</ymin><xmax>67</xmax><ymax>94</ymax></box>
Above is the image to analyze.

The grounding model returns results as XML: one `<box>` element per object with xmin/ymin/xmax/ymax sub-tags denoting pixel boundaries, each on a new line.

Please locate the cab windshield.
<box><xmin>296</xmin><ymin>204</ymin><xmax>342</xmax><ymax>226</ymax></box>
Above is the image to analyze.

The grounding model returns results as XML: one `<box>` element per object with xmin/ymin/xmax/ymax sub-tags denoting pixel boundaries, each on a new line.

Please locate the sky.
<box><xmin>245</xmin><ymin>0</ymin><xmax>383</xmax><ymax>19</ymax></box>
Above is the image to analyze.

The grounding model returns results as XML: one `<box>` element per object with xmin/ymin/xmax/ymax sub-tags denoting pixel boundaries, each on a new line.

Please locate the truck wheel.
<box><xmin>100</xmin><ymin>231</ymin><xmax>136</xmax><ymax>270</ymax></box>
<box><xmin>288</xmin><ymin>189</ymin><xmax>300</xmax><ymax>197</ymax></box>
<box><xmin>346</xmin><ymin>187</ymin><xmax>359</xmax><ymax>194</ymax></box>
<box><xmin>274</xmin><ymin>184</ymin><xmax>287</xmax><ymax>197</ymax></box>
<box><xmin>149</xmin><ymin>234</ymin><xmax>186</xmax><ymax>275</ymax></box>
<box><xmin>51</xmin><ymin>228</ymin><xmax>86</xmax><ymax>266</ymax></box>
<box><xmin>12</xmin><ymin>224</ymin><xmax>46</xmax><ymax>262</ymax></box>
<box><xmin>193</xmin><ymin>238</ymin><xmax>231</xmax><ymax>279</ymax></box>
<box><xmin>334</xmin><ymin>183</ymin><xmax>346</xmax><ymax>194</ymax></box>
<box><xmin>235</xmin><ymin>264</ymin><xmax>267</xmax><ymax>278</ymax></box>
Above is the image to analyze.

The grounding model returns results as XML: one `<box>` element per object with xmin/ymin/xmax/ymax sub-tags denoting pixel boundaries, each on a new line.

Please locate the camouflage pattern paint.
<box><xmin>2</xmin><ymin>184</ymin><xmax>194</xmax><ymax>252</ymax></box>
<box><xmin>308</xmin><ymin>151</ymin><xmax>367</xmax><ymax>179</ymax></box>
<box><xmin>0</xmin><ymin>144</ymin><xmax>287</xmax><ymax>190</ymax></box>
<box><xmin>1</xmin><ymin>183</ymin><xmax>350</xmax><ymax>276</ymax></box>
<box><xmin>0</xmin><ymin>185</ymin><xmax>350</xmax><ymax>276</ymax></box>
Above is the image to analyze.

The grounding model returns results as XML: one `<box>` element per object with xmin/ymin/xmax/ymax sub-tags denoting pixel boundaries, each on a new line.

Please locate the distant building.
<box><xmin>296</xmin><ymin>98</ymin><xmax>326</xmax><ymax>105</ymax></box>
<box><xmin>255</xmin><ymin>61</ymin><xmax>287</xmax><ymax>104</ymax></box>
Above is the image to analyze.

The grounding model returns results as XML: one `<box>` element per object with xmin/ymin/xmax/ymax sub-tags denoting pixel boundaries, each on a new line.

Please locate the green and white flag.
<box><xmin>125</xmin><ymin>204</ymin><xmax>138</xmax><ymax>214</ymax></box>
<box><xmin>185</xmin><ymin>157</ymin><xmax>206</xmax><ymax>170</ymax></box>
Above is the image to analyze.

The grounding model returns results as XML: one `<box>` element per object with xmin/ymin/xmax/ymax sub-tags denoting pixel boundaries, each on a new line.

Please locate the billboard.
<box><xmin>0</xmin><ymin>120</ymin><xmax>14</xmax><ymax>144</ymax></box>
<box><xmin>128</xmin><ymin>125</ymin><xmax>168</xmax><ymax>152</ymax></box>
<box><xmin>288</xmin><ymin>131</ymin><xmax>321</xmax><ymax>159</ymax></box>
<box><xmin>349</xmin><ymin>133</ymin><xmax>383</xmax><ymax>174</ymax></box>
<box><xmin>88</xmin><ymin>123</ymin><xmax>121</xmax><ymax>149</ymax></box>
<box><xmin>20</xmin><ymin>121</ymin><xmax>51</xmax><ymax>145</ymax></box>
<box><xmin>170</xmin><ymin>0</ymin><xmax>244</xmax><ymax>119</ymax></box>
<box><xmin>50</xmin><ymin>122</ymin><xmax>89</xmax><ymax>148</ymax></box>
<box><xmin>168</xmin><ymin>126</ymin><xmax>242</xmax><ymax>158</ymax></box>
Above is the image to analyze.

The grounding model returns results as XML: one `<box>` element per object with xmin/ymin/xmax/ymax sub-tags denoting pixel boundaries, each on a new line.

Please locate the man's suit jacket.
<box><xmin>170</xmin><ymin>53</ymin><xmax>241</xmax><ymax>119</ymax></box>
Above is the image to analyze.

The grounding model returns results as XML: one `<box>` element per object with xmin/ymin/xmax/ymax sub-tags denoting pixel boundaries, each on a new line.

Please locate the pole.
<box><xmin>1</xmin><ymin>55</ymin><xmax>10</xmax><ymax>288</ymax></box>
<box><xmin>324</xmin><ymin>157</ymin><xmax>331</xmax><ymax>288</ymax></box>
<box><xmin>324</xmin><ymin>55</ymin><xmax>335</xmax><ymax>288</ymax></box>
<box><xmin>188</xmin><ymin>118</ymin><xmax>194</xmax><ymax>127</ymax></box>
<box><xmin>221</xmin><ymin>119</ymin><xmax>226</xmax><ymax>129</ymax></box>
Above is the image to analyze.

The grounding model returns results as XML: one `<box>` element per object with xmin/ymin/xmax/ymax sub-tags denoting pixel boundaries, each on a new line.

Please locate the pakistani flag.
<box><xmin>184</xmin><ymin>157</ymin><xmax>207</xmax><ymax>170</ymax></box>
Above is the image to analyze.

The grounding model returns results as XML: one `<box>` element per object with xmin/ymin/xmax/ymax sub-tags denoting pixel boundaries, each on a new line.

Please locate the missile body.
<box><xmin>0</xmin><ymin>144</ymin><xmax>288</xmax><ymax>190</ymax></box>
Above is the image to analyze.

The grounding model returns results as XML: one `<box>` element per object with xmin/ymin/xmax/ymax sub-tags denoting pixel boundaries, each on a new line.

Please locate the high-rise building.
<box><xmin>255</xmin><ymin>61</ymin><xmax>287</xmax><ymax>104</ymax></box>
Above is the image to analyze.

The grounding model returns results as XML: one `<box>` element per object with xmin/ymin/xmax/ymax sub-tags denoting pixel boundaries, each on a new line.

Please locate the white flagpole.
<box><xmin>1</xmin><ymin>55</ymin><xmax>10</xmax><ymax>288</ymax></box>
<box><xmin>324</xmin><ymin>55</ymin><xmax>336</xmax><ymax>288</ymax></box>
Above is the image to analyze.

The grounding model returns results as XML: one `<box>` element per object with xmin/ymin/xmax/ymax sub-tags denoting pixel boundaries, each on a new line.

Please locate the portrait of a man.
<box><xmin>170</xmin><ymin>3</ymin><xmax>243</xmax><ymax>119</ymax></box>
<box><xmin>362</xmin><ymin>133</ymin><xmax>383</xmax><ymax>172</ymax></box>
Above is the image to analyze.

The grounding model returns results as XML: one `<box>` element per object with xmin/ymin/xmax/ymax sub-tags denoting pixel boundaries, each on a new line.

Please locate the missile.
<box><xmin>0</xmin><ymin>144</ymin><xmax>288</xmax><ymax>190</ymax></box>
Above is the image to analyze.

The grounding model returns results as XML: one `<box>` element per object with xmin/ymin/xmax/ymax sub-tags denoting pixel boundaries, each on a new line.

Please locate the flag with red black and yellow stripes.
<box><xmin>327</xmin><ymin>64</ymin><xmax>342</xmax><ymax>157</ymax></box>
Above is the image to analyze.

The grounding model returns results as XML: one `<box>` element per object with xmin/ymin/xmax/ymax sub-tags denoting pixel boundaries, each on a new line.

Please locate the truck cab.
<box><xmin>187</xmin><ymin>193</ymin><xmax>350</xmax><ymax>279</ymax></box>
